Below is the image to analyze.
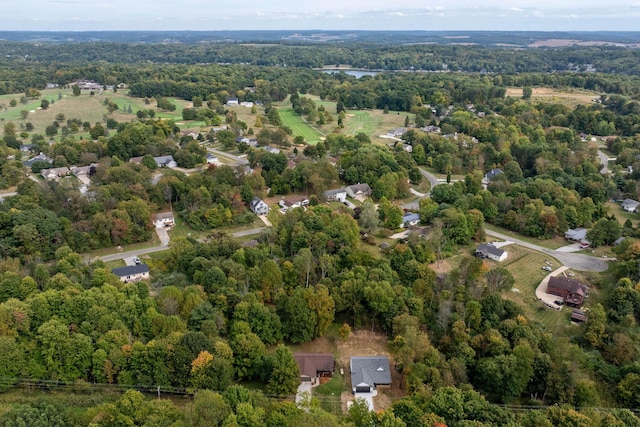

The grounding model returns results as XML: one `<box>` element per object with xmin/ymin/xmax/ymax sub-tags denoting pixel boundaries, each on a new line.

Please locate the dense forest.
<box><xmin>1</xmin><ymin>37</ymin><xmax>640</xmax><ymax>426</ymax></box>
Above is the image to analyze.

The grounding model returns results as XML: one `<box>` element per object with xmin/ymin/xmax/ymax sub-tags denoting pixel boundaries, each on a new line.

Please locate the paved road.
<box><xmin>0</xmin><ymin>191</ymin><xmax>17</xmax><ymax>200</ymax></box>
<box><xmin>401</xmin><ymin>168</ymin><xmax>442</xmax><ymax>210</ymax></box>
<box><xmin>485</xmin><ymin>229</ymin><xmax>610</xmax><ymax>272</ymax></box>
<box><xmin>206</xmin><ymin>147</ymin><xmax>249</xmax><ymax>165</ymax></box>
<box><xmin>98</xmin><ymin>244</ymin><xmax>169</xmax><ymax>262</ymax></box>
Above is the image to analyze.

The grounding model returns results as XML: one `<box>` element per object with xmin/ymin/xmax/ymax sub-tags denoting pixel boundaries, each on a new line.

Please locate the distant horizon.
<box><xmin>3</xmin><ymin>2</ymin><xmax>640</xmax><ymax>32</ymax></box>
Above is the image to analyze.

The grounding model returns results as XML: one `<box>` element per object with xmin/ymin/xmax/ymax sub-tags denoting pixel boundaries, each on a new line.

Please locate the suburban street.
<box><xmin>484</xmin><ymin>229</ymin><xmax>611</xmax><ymax>272</ymax></box>
<box><xmin>206</xmin><ymin>147</ymin><xmax>249</xmax><ymax>165</ymax></box>
<box><xmin>401</xmin><ymin>167</ymin><xmax>442</xmax><ymax>210</ymax></box>
<box><xmin>98</xmin><ymin>244</ymin><xmax>169</xmax><ymax>263</ymax></box>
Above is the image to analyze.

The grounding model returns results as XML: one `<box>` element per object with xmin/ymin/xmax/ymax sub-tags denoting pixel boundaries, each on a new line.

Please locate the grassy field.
<box><xmin>278</xmin><ymin>108</ymin><xmax>325</xmax><ymax>144</ymax></box>
<box><xmin>484</xmin><ymin>222</ymin><xmax>567</xmax><ymax>250</ymax></box>
<box><xmin>314</xmin><ymin>373</ymin><xmax>345</xmax><ymax>414</ymax></box>
<box><xmin>505</xmin><ymin>87</ymin><xmax>599</xmax><ymax>108</ymax></box>
<box><xmin>500</xmin><ymin>245</ymin><xmax>571</xmax><ymax>333</ymax></box>
<box><xmin>605</xmin><ymin>201</ymin><xmax>640</xmax><ymax>227</ymax></box>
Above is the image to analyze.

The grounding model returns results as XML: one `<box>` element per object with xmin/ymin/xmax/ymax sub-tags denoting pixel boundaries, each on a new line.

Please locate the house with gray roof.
<box><xmin>345</xmin><ymin>184</ymin><xmax>372</xmax><ymax>201</ymax></box>
<box><xmin>350</xmin><ymin>356</ymin><xmax>392</xmax><ymax>394</ymax></box>
<box><xmin>621</xmin><ymin>198</ymin><xmax>640</xmax><ymax>213</ymax></box>
<box><xmin>401</xmin><ymin>213</ymin><xmax>420</xmax><ymax>228</ymax></box>
<box><xmin>325</xmin><ymin>188</ymin><xmax>347</xmax><ymax>203</ymax></box>
<box><xmin>111</xmin><ymin>264</ymin><xmax>150</xmax><ymax>283</ymax></box>
<box><xmin>23</xmin><ymin>153</ymin><xmax>53</xmax><ymax>168</ymax></box>
<box><xmin>249</xmin><ymin>197</ymin><xmax>269</xmax><ymax>216</ymax></box>
<box><xmin>475</xmin><ymin>242</ymin><xmax>508</xmax><ymax>262</ymax></box>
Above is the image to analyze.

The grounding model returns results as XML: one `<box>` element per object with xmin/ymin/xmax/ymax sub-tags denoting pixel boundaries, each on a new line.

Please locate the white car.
<box><xmin>542</xmin><ymin>266</ymin><xmax>552</xmax><ymax>272</ymax></box>
<box><xmin>133</xmin><ymin>257</ymin><xmax>141</xmax><ymax>265</ymax></box>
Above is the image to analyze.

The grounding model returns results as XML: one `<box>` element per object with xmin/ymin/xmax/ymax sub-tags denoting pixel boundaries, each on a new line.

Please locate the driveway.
<box><xmin>347</xmin><ymin>391</ymin><xmax>377</xmax><ymax>411</ymax></box>
<box><xmin>296</xmin><ymin>382</ymin><xmax>312</xmax><ymax>406</ymax></box>
<box><xmin>535</xmin><ymin>266</ymin><xmax>569</xmax><ymax>309</ymax></box>
<box><xmin>156</xmin><ymin>227</ymin><xmax>171</xmax><ymax>246</ymax></box>
<box><xmin>484</xmin><ymin>229</ymin><xmax>611</xmax><ymax>272</ymax></box>
<box><xmin>401</xmin><ymin>168</ymin><xmax>442</xmax><ymax>210</ymax></box>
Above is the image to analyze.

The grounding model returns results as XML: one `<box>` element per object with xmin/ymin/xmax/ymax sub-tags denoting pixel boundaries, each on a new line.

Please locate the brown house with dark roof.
<box><xmin>293</xmin><ymin>353</ymin><xmax>334</xmax><ymax>384</ymax></box>
<box><xmin>547</xmin><ymin>276</ymin><xmax>588</xmax><ymax>307</ymax></box>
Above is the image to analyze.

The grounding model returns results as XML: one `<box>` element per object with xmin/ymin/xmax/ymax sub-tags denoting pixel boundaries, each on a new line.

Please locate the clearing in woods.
<box><xmin>505</xmin><ymin>87</ymin><xmax>599</xmax><ymax>108</ymax></box>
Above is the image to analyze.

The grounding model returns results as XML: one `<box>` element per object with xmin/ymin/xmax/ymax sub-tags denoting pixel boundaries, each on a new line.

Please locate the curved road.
<box><xmin>485</xmin><ymin>229</ymin><xmax>610</xmax><ymax>272</ymax></box>
<box><xmin>402</xmin><ymin>168</ymin><xmax>442</xmax><ymax>210</ymax></box>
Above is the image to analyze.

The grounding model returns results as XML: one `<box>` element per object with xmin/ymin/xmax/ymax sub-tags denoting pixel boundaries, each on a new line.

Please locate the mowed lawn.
<box><xmin>605</xmin><ymin>201</ymin><xmax>639</xmax><ymax>227</ymax></box>
<box><xmin>500</xmin><ymin>245</ymin><xmax>571</xmax><ymax>334</ymax></box>
<box><xmin>278</xmin><ymin>108</ymin><xmax>325</xmax><ymax>144</ymax></box>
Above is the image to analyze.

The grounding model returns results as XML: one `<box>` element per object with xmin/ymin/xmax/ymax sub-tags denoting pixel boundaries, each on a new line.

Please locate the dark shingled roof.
<box><xmin>548</xmin><ymin>276</ymin><xmax>587</xmax><ymax>296</ymax></box>
<box><xmin>111</xmin><ymin>264</ymin><xmax>149</xmax><ymax>277</ymax></box>
<box><xmin>294</xmin><ymin>353</ymin><xmax>334</xmax><ymax>378</ymax></box>
<box><xmin>350</xmin><ymin>356</ymin><xmax>391</xmax><ymax>388</ymax></box>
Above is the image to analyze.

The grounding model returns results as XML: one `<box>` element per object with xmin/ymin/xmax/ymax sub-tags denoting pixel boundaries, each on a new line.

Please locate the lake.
<box><xmin>321</xmin><ymin>69</ymin><xmax>379</xmax><ymax>78</ymax></box>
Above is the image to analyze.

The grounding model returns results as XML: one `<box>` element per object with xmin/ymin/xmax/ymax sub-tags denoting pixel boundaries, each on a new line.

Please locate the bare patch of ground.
<box><xmin>428</xmin><ymin>259</ymin><xmax>455</xmax><ymax>275</ymax></box>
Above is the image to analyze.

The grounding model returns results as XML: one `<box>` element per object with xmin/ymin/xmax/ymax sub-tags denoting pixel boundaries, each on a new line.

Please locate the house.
<box><xmin>41</xmin><ymin>167</ymin><xmax>71</xmax><ymax>181</ymax></box>
<box><xmin>483</xmin><ymin>168</ymin><xmax>503</xmax><ymax>183</ymax></box>
<box><xmin>249</xmin><ymin>197</ymin><xmax>269</xmax><ymax>216</ymax></box>
<box><xmin>345</xmin><ymin>184</ymin><xmax>372</xmax><ymax>201</ymax></box>
<box><xmin>262</xmin><ymin>146</ymin><xmax>281</xmax><ymax>155</ymax></box>
<box><xmin>111</xmin><ymin>264</ymin><xmax>150</xmax><ymax>283</ymax></box>
<box><xmin>279</xmin><ymin>195</ymin><xmax>309</xmax><ymax>212</ymax></box>
<box><xmin>386</xmin><ymin>127</ymin><xmax>407</xmax><ymax>138</ymax></box>
<box><xmin>621</xmin><ymin>199</ymin><xmax>640</xmax><ymax>213</ymax></box>
<box><xmin>205</xmin><ymin>154</ymin><xmax>218</xmax><ymax>164</ymax></box>
<box><xmin>226</xmin><ymin>97</ymin><xmax>239</xmax><ymax>106</ymax></box>
<box><xmin>325</xmin><ymin>188</ymin><xmax>347</xmax><ymax>203</ymax></box>
<box><xmin>613</xmin><ymin>237</ymin><xmax>627</xmax><ymax>246</ymax></box>
<box><xmin>401</xmin><ymin>213</ymin><xmax>420</xmax><ymax>228</ymax></box>
<box><xmin>152</xmin><ymin>211</ymin><xmax>175</xmax><ymax>228</ymax></box>
<box><xmin>475</xmin><ymin>243</ymin><xmax>508</xmax><ymax>262</ymax></box>
<box><xmin>547</xmin><ymin>276</ymin><xmax>588</xmax><ymax>307</ymax></box>
<box><xmin>240</xmin><ymin>101</ymin><xmax>254</xmax><ymax>108</ymax></box>
<box><xmin>564</xmin><ymin>228</ymin><xmax>590</xmax><ymax>245</ymax></box>
<box><xmin>70</xmin><ymin>164</ymin><xmax>97</xmax><ymax>179</ymax></box>
<box><xmin>154</xmin><ymin>155</ymin><xmax>177</xmax><ymax>168</ymax></box>
<box><xmin>293</xmin><ymin>353</ymin><xmax>335</xmax><ymax>384</ymax></box>
<box><xmin>20</xmin><ymin>144</ymin><xmax>36</xmax><ymax>153</ymax></box>
<box><xmin>235</xmin><ymin>136</ymin><xmax>258</xmax><ymax>147</ymax></box>
<box><xmin>23</xmin><ymin>152</ymin><xmax>53</xmax><ymax>168</ymax></box>
<box><xmin>570</xmin><ymin>309</ymin><xmax>588</xmax><ymax>323</ymax></box>
<box><xmin>130</xmin><ymin>155</ymin><xmax>178</xmax><ymax>168</ymax></box>
<box><xmin>350</xmin><ymin>356</ymin><xmax>392</xmax><ymax>394</ymax></box>
<box><xmin>421</xmin><ymin>125</ymin><xmax>441</xmax><ymax>133</ymax></box>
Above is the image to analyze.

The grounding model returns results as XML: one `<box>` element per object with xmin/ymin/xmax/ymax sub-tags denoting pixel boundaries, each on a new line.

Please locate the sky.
<box><xmin>2</xmin><ymin>0</ymin><xmax>640</xmax><ymax>32</ymax></box>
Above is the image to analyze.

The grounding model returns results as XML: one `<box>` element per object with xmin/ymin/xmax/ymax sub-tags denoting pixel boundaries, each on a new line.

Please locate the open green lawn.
<box><xmin>278</xmin><ymin>108</ymin><xmax>325</xmax><ymax>144</ymax></box>
<box><xmin>501</xmin><ymin>245</ymin><xmax>570</xmax><ymax>333</ymax></box>
<box><xmin>314</xmin><ymin>373</ymin><xmax>345</xmax><ymax>415</ymax></box>
<box><xmin>484</xmin><ymin>222</ymin><xmax>567</xmax><ymax>250</ymax></box>
<box><xmin>606</xmin><ymin>201</ymin><xmax>640</xmax><ymax>227</ymax></box>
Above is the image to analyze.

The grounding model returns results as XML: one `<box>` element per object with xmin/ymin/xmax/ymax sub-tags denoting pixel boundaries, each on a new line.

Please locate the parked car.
<box><xmin>133</xmin><ymin>257</ymin><xmax>141</xmax><ymax>265</ymax></box>
<box><xmin>542</xmin><ymin>266</ymin><xmax>552</xmax><ymax>272</ymax></box>
<box><xmin>555</xmin><ymin>300</ymin><xmax>564</xmax><ymax>306</ymax></box>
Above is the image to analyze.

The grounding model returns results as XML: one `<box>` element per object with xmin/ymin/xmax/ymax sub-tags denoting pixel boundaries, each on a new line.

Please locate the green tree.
<box><xmin>72</xmin><ymin>84</ymin><xmax>81</xmax><ymax>96</ymax></box>
<box><xmin>267</xmin><ymin>345</ymin><xmax>300</xmax><ymax>396</ymax></box>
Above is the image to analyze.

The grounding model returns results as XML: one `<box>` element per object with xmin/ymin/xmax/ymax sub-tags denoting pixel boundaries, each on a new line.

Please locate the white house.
<box><xmin>226</xmin><ymin>97</ymin><xmax>239</xmax><ymax>106</ymax></box>
<box><xmin>345</xmin><ymin>184</ymin><xmax>372</xmax><ymax>201</ymax></box>
<box><xmin>325</xmin><ymin>188</ymin><xmax>347</xmax><ymax>203</ymax></box>
<box><xmin>621</xmin><ymin>198</ymin><xmax>640</xmax><ymax>213</ymax></box>
<box><xmin>278</xmin><ymin>195</ymin><xmax>309</xmax><ymax>212</ymax></box>
<box><xmin>475</xmin><ymin>243</ymin><xmax>508</xmax><ymax>262</ymax></box>
<box><xmin>386</xmin><ymin>127</ymin><xmax>407</xmax><ymax>138</ymax></box>
<box><xmin>152</xmin><ymin>211</ymin><xmax>175</xmax><ymax>228</ymax></box>
<box><xmin>111</xmin><ymin>264</ymin><xmax>150</xmax><ymax>283</ymax></box>
<box><xmin>249</xmin><ymin>197</ymin><xmax>269</xmax><ymax>216</ymax></box>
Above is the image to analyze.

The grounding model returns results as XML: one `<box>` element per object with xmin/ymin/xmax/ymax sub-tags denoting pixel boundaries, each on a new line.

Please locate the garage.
<box><xmin>355</xmin><ymin>384</ymin><xmax>371</xmax><ymax>393</ymax></box>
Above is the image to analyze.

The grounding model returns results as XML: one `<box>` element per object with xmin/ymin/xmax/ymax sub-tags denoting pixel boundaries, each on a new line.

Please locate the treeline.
<box><xmin>4</xmin><ymin>41</ymin><xmax>640</xmax><ymax>75</ymax></box>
